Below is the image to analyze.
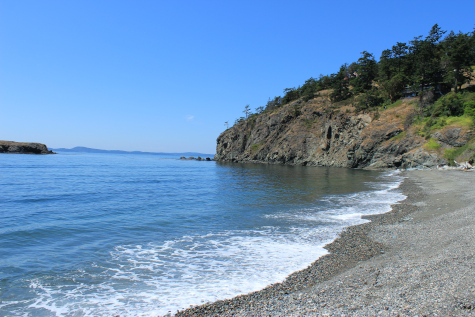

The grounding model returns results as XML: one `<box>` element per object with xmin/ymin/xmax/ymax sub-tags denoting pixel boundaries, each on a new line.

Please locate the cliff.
<box><xmin>0</xmin><ymin>141</ymin><xmax>55</xmax><ymax>154</ymax></box>
<box><xmin>215</xmin><ymin>95</ymin><xmax>473</xmax><ymax>169</ymax></box>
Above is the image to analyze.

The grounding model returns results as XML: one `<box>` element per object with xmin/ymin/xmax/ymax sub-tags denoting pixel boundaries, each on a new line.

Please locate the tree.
<box><xmin>431</xmin><ymin>92</ymin><xmax>464</xmax><ymax>117</ymax></box>
<box><xmin>224</xmin><ymin>121</ymin><xmax>229</xmax><ymax>129</ymax></box>
<box><xmin>265</xmin><ymin>96</ymin><xmax>282</xmax><ymax>111</ymax></box>
<box><xmin>255</xmin><ymin>106</ymin><xmax>265</xmax><ymax>114</ymax></box>
<box><xmin>378</xmin><ymin>49</ymin><xmax>393</xmax><ymax>81</ymax></box>
<box><xmin>381</xmin><ymin>73</ymin><xmax>407</xmax><ymax>103</ymax></box>
<box><xmin>300</xmin><ymin>77</ymin><xmax>318</xmax><ymax>101</ymax></box>
<box><xmin>234</xmin><ymin>117</ymin><xmax>245</xmax><ymax>125</ymax></box>
<box><xmin>318</xmin><ymin>74</ymin><xmax>332</xmax><ymax>89</ymax></box>
<box><xmin>441</xmin><ymin>31</ymin><xmax>475</xmax><ymax>92</ymax></box>
<box><xmin>282</xmin><ymin>87</ymin><xmax>299</xmax><ymax>104</ymax></box>
<box><xmin>392</xmin><ymin>42</ymin><xmax>409</xmax><ymax>74</ymax></box>
<box><xmin>243</xmin><ymin>105</ymin><xmax>251</xmax><ymax>118</ymax></box>
<box><xmin>330</xmin><ymin>64</ymin><xmax>352</xmax><ymax>102</ymax></box>
<box><xmin>355</xmin><ymin>87</ymin><xmax>384</xmax><ymax>111</ymax></box>
<box><xmin>351</xmin><ymin>51</ymin><xmax>377</xmax><ymax>94</ymax></box>
<box><xmin>409</xmin><ymin>24</ymin><xmax>446</xmax><ymax>101</ymax></box>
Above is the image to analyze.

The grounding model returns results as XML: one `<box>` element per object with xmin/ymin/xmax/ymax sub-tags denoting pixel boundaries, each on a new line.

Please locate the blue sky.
<box><xmin>1</xmin><ymin>0</ymin><xmax>474</xmax><ymax>153</ymax></box>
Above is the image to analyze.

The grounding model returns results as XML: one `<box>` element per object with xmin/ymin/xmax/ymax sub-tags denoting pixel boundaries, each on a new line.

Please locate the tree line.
<box><xmin>228</xmin><ymin>24</ymin><xmax>475</xmax><ymax>127</ymax></box>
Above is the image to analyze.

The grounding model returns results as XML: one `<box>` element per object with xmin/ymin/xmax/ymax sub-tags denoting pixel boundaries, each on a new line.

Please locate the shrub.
<box><xmin>444</xmin><ymin>141</ymin><xmax>475</xmax><ymax>166</ymax></box>
<box><xmin>355</xmin><ymin>88</ymin><xmax>385</xmax><ymax>111</ymax></box>
<box><xmin>432</xmin><ymin>92</ymin><xmax>464</xmax><ymax>117</ymax></box>
<box><xmin>425</xmin><ymin>138</ymin><xmax>442</xmax><ymax>150</ymax></box>
<box><xmin>464</xmin><ymin>100</ymin><xmax>475</xmax><ymax>118</ymax></box>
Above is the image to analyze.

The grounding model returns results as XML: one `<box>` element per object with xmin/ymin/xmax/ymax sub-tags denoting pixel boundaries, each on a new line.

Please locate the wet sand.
<box><xmin>175</xmin><ymin>170</ymin><xmax>475</xmax><ymax>316</ymax></box>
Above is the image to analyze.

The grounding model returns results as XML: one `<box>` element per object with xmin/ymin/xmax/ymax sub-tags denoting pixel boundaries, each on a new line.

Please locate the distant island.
<box><xmin>52</xmin><ymin>146</ymin><xmax>215</xmax><ymax>158</ymax></box>
<box><xmin>0</xmin><ymin>141</ymin><xmax>55</xmax><ymax>154</ymax></box>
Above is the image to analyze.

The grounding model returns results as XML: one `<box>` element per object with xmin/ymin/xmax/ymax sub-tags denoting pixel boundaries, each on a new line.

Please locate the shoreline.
<box><xmin>175</xmin><ymin>169</ymin><xmax>475</xmax><ymax>316</ymax></box>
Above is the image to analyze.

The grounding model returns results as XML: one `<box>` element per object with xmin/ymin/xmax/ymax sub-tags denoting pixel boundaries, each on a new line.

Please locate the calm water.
<box><xmin>0</xmin><ymin>152</ymin><xmax>405</xmax><ymax>316</ymax></box>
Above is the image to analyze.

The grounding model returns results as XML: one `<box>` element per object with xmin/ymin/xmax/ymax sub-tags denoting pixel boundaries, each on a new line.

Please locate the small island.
<box><xmin>0</xmin><ymin>141</ymin><xmax>55</xmax><ymax>154</ymax></box>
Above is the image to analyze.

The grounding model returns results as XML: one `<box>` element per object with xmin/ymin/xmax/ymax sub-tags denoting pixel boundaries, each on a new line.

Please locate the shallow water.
<box><xmin>0</xmin><ymin>152</ymin><xmax>405</xmax><ymax>316</ymax></box>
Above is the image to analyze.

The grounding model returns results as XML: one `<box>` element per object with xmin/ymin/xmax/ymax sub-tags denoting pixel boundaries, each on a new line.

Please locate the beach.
<box><xmin>175</xmin><ymin>169</ymin><xmax>475</xmax><ymax>316</ymax></box>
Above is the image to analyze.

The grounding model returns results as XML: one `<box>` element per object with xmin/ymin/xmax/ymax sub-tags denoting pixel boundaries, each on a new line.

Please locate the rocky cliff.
<box><xmin>215</xmin><ymin>96</ymin><xmax>472</xmax><ymax>169</ymax></box>
<box><xmin>0</xmin><ymin>141</ymin><xmax>55</xmax><ymax>154</ymax></box>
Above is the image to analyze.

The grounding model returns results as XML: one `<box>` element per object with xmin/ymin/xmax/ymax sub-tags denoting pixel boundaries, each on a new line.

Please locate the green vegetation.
<box><xmin>250</xmin><ymin>142</ymin><xmax>263</xmax><ymax>154</ymax></box>
<box><xmin>220</xmin><ymin>23</ymin><xmax>475</xmax><ymax>168</ymax></box>
<box><xmin>414</xmin><ymin>103</ymin><xmax>475</xmax><ymax>138</ymax></box>
<box><xmin>444</xmin><ymin>140</ymin><xmax>475</xmax><ymax>166</ymax></box>
<box><xmin>381</xmin><ymin>100</ymin><xmax>403</xmax><ymax>111</ymax></box>
<box><xmin>424</xmin><ymin>138</ymin><xmax>442</xmax><ymax>150</ymax></box>
<box><xmin>430</xmin><ymin>92</ymin><xmax>475</xmax><ymax>117</ymax></box>
<box><xmin>226</xmin><ymin>24</ymin><xmax>474</xmax><ymax>128</ymax></box>
<box><xmin>390</xmin><ymin>131</ymin><xmax>407</xmax><ymax>141</ymax></box>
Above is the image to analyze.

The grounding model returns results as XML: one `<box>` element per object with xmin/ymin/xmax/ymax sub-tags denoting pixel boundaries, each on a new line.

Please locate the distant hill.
<box><xmin>52</xmin><ymin>147</ymin><xmax>214</xmax><ymax>157</ymax></box>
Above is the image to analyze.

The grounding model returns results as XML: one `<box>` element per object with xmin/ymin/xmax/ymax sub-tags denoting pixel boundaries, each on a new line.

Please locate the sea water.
<box><xmin>0</xmin><ymin>152</ymin><xmax>405</xmax><ymax>316</ymax></box>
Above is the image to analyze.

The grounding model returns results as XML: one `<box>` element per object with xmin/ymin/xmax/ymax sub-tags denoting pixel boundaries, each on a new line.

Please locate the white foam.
<box><xmin>330</xmin><ymin>213</ymin><xmax>364</xmax><ymax>221</ymax></box>
<box><xmin>3</xmin><ymin>227</ymin><xmax>328</xmax><ymax>317</ymax></box>
<box><xmin>3</xmin><ymin>171</ymin><xmax>405</xmax><ymax>317</ymax></box>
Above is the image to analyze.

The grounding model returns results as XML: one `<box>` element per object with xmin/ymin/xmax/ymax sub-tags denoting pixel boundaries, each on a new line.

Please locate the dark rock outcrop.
<box><xmin>431</xmin><ymin>127</ymin><xmax>471</xmax><ymax>148</ymax></box>
<box><xmin>214</xmin><ymin>99</ymin><xmax>456</xmax><ymax>169</ymax></box>
<box><xmin>0</xmin><ymin>141</ymin><xmax>55</xmax><ymax>154</ymax></box>
<box><xmin>180</xmin><ymin>156</ymin><xmax>214</xmax><ymax>161</ymax></box>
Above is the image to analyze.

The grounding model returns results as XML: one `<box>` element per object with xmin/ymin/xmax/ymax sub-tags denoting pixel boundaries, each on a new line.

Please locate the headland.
<box><xmin>0</xmin><ymin>140</ymin><xmax>54</xmax><ymax>154</ymax></box>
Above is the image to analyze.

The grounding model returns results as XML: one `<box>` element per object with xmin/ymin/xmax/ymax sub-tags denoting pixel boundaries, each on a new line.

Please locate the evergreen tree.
<box><xmin>441</xmin><ymin>30</ymin><xmax>475</xmax><ymax>92</ymax></box>
<box><xmin>392</xmin><ymin>42</ymin><xmax>409</xmax><ymax>75</ymax></box>
<box><xmin>243</xmin><ymin>105</ymin><xmax>251</xmax><ymax>118</ymax></box>
<box><xmin>330</xmin><ymin>64</ymin><xmax>352</xmax><ymax>102</ymax></box>
<box><xmin>409</xmin><ymin>24</ymin><xmax>446</xmax><ymax>101</ymax></box>
<box><xmin>351</xmin><ymin>51</ymin><xmax>377</xmax><ymax>94</ymax></box>
<box><xmin>378</xmin><ymin>49</ymin><xmax>393</xmax><ymax>81</ymax></box>
<box><xmin>381</xmin><ymin>73</ymin><xmax>406</xmax><ymax>103</ymax></box>
<box><xmin>282</xmin><ymin>87</ymin><xmax>299</xmax><ymax>104</ymax></box>
<box><xmin>300</xmin><ymin>77</ymin><xmax>318</xmax><ymax>101</ymax></box>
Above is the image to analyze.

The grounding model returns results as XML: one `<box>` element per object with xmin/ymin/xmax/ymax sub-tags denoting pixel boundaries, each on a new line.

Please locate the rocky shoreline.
<box><xmin>0</xmin><ymin>140</ymin><xmax>54</xmax><ymax>154</ymax></box>
<box><xmin>214</xmin><ymin>97</ymin><xmax>474</xmax><ymax>169</ymax></box>
<box><xmin>179</xmin><ymin>156</ymin><xmax>214</xmax><ymax>161</ymax></box>
<box><xmin>174</xmin><ymin>169</ymin><xmax>475</xmax><ymax>316</ymax></box>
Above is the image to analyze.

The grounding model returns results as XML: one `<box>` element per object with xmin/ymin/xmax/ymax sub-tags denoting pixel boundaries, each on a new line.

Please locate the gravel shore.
<box><xmin>174</xmin><ymin>170</ymin><xmax>475</xmax><ymax>317</ymax></box>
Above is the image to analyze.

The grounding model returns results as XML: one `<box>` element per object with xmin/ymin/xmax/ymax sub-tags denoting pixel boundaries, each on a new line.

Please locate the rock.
<box><xmin>431</xmin><ymin>127</ymin><xmax>471</xmax><ymax>147</ymax></box>
<box><xmin>400</xmin><ymin>148</ymin><xmax>447</xmax><ymax>169</ymax></box>
<box><xmin>0</xmin><ymin>141</ymin><xmax>54</xmax><ymax>154</ymax></box>
<box><xmin>180</xmin><ymin>156</ymin><xmax>213</xmax><ymax>162</ymax></box>
<box><xmin>214</xmin><ymin>100</ymin><xmax>466</xmax><ymax>169</ymax></box>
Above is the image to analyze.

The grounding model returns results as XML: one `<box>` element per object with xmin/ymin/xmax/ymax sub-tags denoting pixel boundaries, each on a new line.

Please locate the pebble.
<box><xmin>174</xmin><ymin>170</ymin><xmax>475</xmax><ymax>317</ymax></box>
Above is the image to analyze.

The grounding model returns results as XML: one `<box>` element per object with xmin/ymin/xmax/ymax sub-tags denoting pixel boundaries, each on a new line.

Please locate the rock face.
<box><xmin>214</xmin><ymin>99</ymin><xmax>460</xmax><ymax>169</ymax></box>
<box><xmin>431</xmin><ymin>127</ymin><xmax>469</xmax><ymax>148</ymax></box>
<box><xmin>0</xmin><ymin>141</ymin><xmax>55</xmax><ymax>154</ymax></box>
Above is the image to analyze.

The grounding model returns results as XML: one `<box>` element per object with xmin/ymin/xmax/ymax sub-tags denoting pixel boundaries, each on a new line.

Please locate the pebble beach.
<box><xmin>175</xmin><ymin>169</ymin><xmax>475</xmax><ymax>317</ymax></box>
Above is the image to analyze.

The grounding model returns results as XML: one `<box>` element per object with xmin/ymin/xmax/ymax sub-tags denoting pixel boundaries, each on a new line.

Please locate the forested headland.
<box><xmin>232</xmin><ymin>24</ymin><xmax>474</xmax><ymax>124</ymax></box>
<box><xmin>218</xmin><ymin>25</ymin><xmax>475</xmax><ymax>169</ymax></box>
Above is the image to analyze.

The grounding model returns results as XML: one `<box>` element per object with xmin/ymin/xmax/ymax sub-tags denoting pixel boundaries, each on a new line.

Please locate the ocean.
<box><xmin>0</xmin><ymin>152</ymin><xmax>405</xmax><ymax>316</ymax></box>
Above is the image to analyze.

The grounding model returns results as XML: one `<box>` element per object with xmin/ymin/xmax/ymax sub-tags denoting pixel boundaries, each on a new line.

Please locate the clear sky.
<box><xmin>1</xmin><ymin>0</ymin><xmax>474</xmax><ymax>153</ymax></box>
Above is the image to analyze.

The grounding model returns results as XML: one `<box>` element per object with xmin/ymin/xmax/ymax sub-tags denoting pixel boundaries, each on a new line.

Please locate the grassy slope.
<box><xmin>264</xmin><ymin>92</ymin><xmax>474</xmax><ymax>165</ymax></box>
<box><xmin>377</xmin><ymin>99</ymin><xmax>475</xmax><ymax>165</ymax></box>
